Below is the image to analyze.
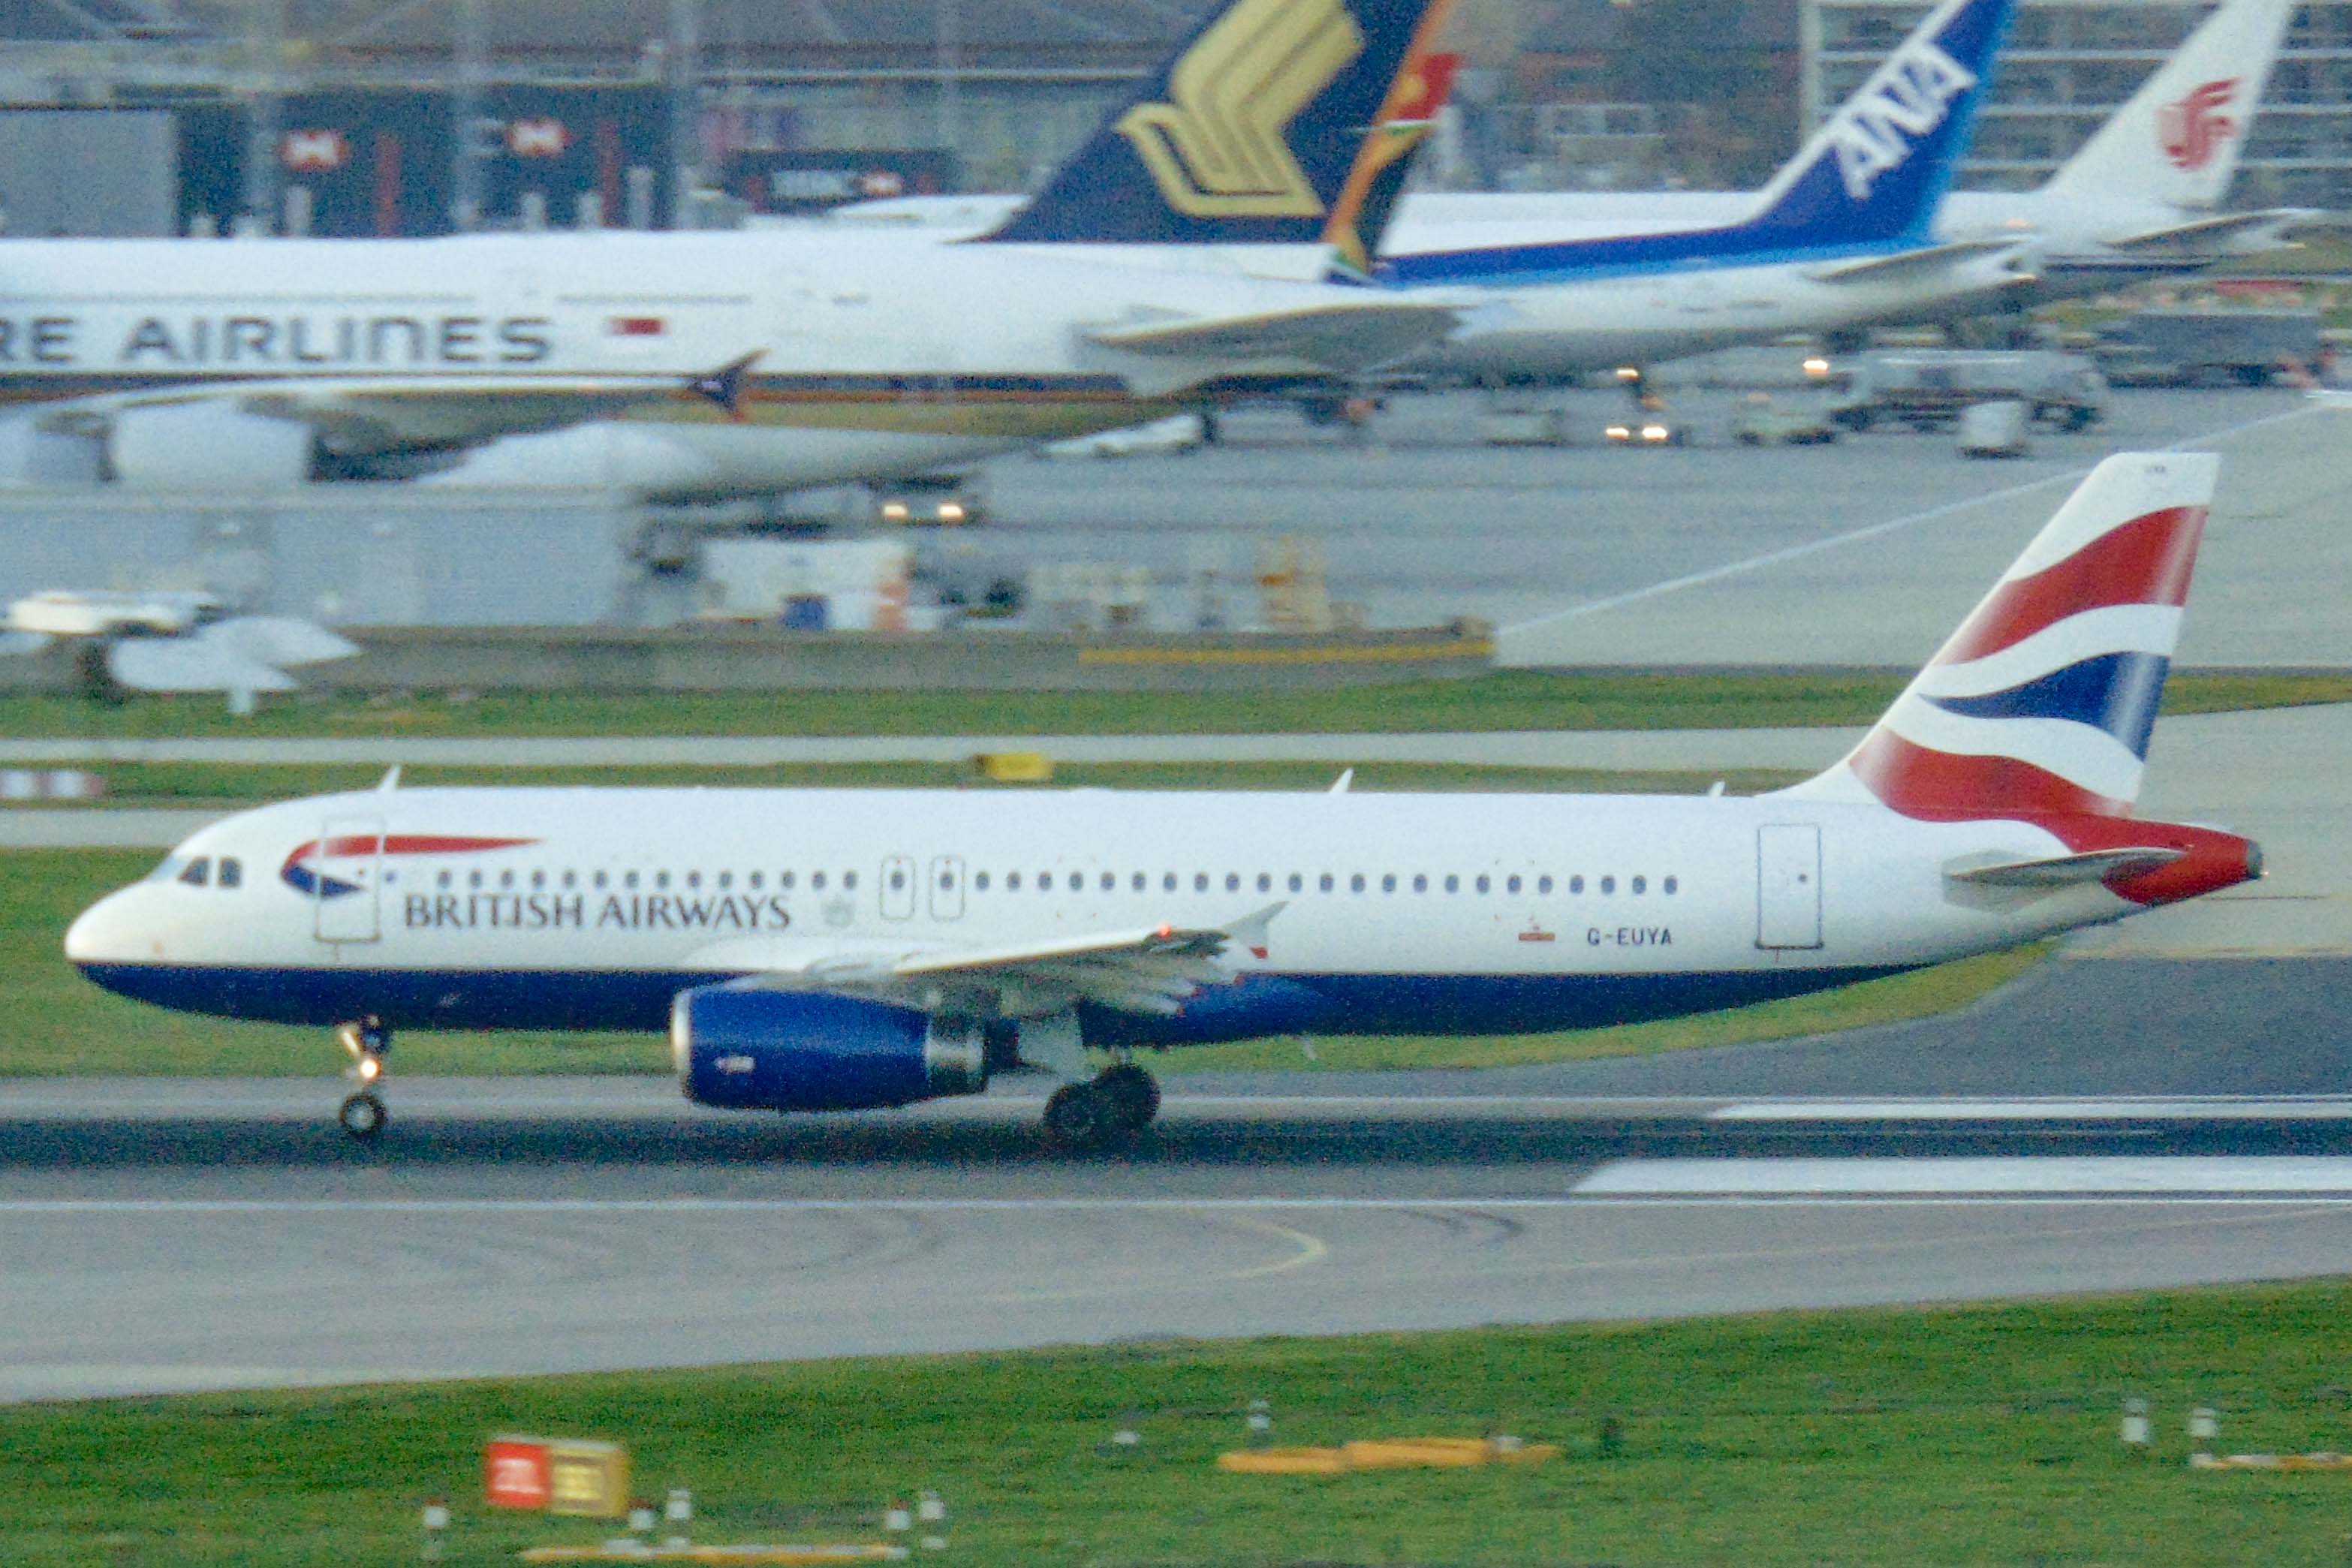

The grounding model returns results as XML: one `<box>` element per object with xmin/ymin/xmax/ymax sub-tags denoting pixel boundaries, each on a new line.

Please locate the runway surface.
<box><xmin>8</xmin><ymin>957</ymin><xmax>2352</xmax><ymax>1403</ymax></box>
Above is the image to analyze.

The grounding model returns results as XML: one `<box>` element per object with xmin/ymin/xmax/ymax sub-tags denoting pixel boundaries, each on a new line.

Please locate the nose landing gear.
<box><xmin>334</xmin><ymin>1016</ymin><xmax>390</xmax><ymax>1141</ymax></box>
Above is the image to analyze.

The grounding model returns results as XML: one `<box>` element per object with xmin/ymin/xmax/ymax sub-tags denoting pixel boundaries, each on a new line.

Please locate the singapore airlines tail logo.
<box><xmin>2159</xmin><ymin>79</ymin><xmax>2239</xmax><ymax>171</ymax></box>
<box><xmin>1828</xmin><ymin>38</ymin><xmax>1976</xmax><ymax>201</ymax></box>
<box><xmin>1116</xmin><ymin>0</ymin><xmax>1366</xmax><ymax>218</ymax></box>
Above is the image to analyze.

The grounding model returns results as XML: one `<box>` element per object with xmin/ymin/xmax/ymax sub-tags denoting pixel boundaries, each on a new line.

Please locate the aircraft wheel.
<box><xmin>1042</xmin><ymin>1082</ymin><xmax>1116</xmax><ymax>1153</ymax></box>
<box><xmin>338</xmin><ymin>1091</ymin><xmax>387</xmax><ymax>1141</ymax></box>
<box><xmin>1094</xmin><ymin>1063</ymin><xmax>1161</xmax><ymax>1131</ymax></box>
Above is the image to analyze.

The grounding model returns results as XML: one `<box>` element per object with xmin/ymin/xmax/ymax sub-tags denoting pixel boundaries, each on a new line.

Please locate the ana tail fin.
<box><xmin>1738</xmin><ymin>0</ymin><xmax>2013</xmax><ymax>248</ymax></box>
<box><xmin>985</xmin><ymin>0</ymin><xmax>1450</xmax><ymax>247</ymax></box>
<box><xmin>1783</xmin><ymin>452</ymin><xmax>2218</xmax><ymax>819</ymax></box>
<box><xmin>2038</xmin><ymin>0</ymin><xmax>2294</xmax><ymax>212</ymax></box>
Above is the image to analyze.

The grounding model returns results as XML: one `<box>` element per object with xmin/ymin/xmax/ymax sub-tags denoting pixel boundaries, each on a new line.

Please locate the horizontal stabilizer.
<box><xmin>2103</xmin><ymin>208</ymin><xmax>2320</xmax><ymax>254</ymax></box>
<box><xmin>1086</xmin><ymin>301</ymin><xmax>1459</xmax><ymax>372</ymax></box>
<box><xmin>1811</xmin><ymin>236</ymin><xmax>2033</xmax><ymax>285</ymax></box>
<box><xmin>1944</xmin><ymin>847</ymin><xmax>2186</xmax><ymax>886</ymax></box>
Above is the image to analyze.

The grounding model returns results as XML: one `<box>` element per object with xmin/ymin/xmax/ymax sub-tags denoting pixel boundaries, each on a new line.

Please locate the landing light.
<box><xmin>881</xmin><ymin>501</ymin><xmax>911</xmax><ymax>522</ymax></box>
<box><xmin>1614</xmin><ymin>366</ymin><xmax>1641</xmax><ymax>381</ymax></box>
<box><xmin>1640</xmin><ymin>423</ymin><xmax>1670</xmax><ymax>443</ymax></box>
<box><xmin>1604</xmin><ymin>424</ymin><xmax>1632</xmax><ymax>441</ymax></box>
<box><xmin>937</xmin><ymin>502</ymin><xmax>967</xmax><ymax>523</ymax></box>
<box><xmin>357</xmin><ymin>1055</ymin><xmax>381</xmax><ymax>1082</ymax></box>
<box><xmin>1802</xmin><ymin>356</ymin><xmax>1831</xmax><ymax>377</ymax></box>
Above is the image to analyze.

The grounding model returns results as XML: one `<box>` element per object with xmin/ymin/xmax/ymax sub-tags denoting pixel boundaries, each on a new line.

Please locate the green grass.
<box><xmin>11</xmin><ymin>1280</ymin><xmax>2352</xmax><ymax>1566</ymax></box>
<box><xmin>0</xmin><ymin>847</ymin><xmax>2040</xmax><ymax>1079</ymax></box>
<box><xmin>6</xmin><ymin>668</ymin><xmax>2350</xmax><ymax>740</ymax></box>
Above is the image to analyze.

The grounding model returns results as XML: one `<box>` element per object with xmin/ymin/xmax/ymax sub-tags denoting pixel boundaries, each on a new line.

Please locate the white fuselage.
<box><xmin>67</xmin><ymin>784</ymin><xmax>2142</xmax><ymax>1046</ymax></box>
<box><xmin>0</xmin><ymin>230</ymin><xmax>1391</xmax><ymax>501</ymax></box>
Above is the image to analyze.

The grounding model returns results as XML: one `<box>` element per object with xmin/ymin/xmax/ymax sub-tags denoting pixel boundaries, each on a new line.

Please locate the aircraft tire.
<box><xmin>338</xmin><ymin>1091</ymin><xmax>387</xmax><ymax>1141</ymax></box>
<box><xmin>1095</xmin><ymin>1063</ymin><xmax>1161</xmax><ymax>1131</ymax></box>
<box><xmin>1042</xmin><ymin>1082</ymin><xmax>1117</xmax><ymax>1153</ymax></box>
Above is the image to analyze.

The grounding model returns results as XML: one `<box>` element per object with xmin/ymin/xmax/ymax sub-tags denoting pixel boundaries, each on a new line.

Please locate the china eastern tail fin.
<box><xmin>1784</xmin><ymin>451</ymin><xmax>2217</xmax><ymax>819</ymax></box>
<box><xmin>2038</xmin><ymin>0</ymin><xmax>2294</xmax><ymax>212</ymax></box>
<box><xmin>986</xmin><ymin>0</ymin><xmax>1453</xmax><ymax>247</ymax></box>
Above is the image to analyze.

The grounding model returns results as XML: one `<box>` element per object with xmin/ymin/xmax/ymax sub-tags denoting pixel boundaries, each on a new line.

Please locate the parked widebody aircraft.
<box><xmin>1391</xmin><ymin>0</ymin><xmax>2309</xmax><ymax>314</ymax></box>
<box><xmin>0</xmin><ymin>0</ymin><xmax>1460</xmax><ymax>502</ymax></box>
<box><xmin>68</xmin><ymin>452</ymin><xmax>2258</xmax><ymax>1149</ymax></box>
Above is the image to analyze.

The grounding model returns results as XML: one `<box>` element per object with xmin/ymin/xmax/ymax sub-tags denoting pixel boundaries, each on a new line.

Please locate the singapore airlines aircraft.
<box><xmin>1390</xmin><ymin>0</ymin><xmax>2311</xmax><ymax>313</ymax></box>
<box><xmin>68</xmin><ymin>452</ymin><xmax>2258</xmax><ymax>1150</ymax></box>
<box><xmin>0</xmin><ymin>0</ymin><xmax>1461</xmax><ymax>501</ymax></box>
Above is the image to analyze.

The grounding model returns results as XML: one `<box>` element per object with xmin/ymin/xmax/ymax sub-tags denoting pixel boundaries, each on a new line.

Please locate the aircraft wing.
<box><xmin>1085</xmin><ymin>302</ymin><xmax>1462</xmax><ymax>375</ymax></box>
<box><xmin>2101</xmin><ymin>208</ymin><xmax>2320</xmax><ymax>254</ymax></box>
<box><xmin>1809</xmin><ymin>237</ymin><xmax>2035</xmax><ymax>286</ymax></box>
<box><xmin>40</xmin><ymin>370</ymin><xmax>731</xmax><ymax>457</ymax></box>
<box><xmin>688</xmin><ymin>903</ymin><xmax>1285</xmax><ymax>1016</ymax></box>
<box><xmin>1944</xmin><ymin>847</ymin><xmax>2186</xmax><ymax>887</ymax></box>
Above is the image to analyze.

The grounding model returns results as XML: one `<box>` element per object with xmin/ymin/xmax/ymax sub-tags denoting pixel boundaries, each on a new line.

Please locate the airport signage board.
<box><xmin>485</xmin><ymin>1434</ymin><xmax>632</xmax><ymax>1516</ymax></box>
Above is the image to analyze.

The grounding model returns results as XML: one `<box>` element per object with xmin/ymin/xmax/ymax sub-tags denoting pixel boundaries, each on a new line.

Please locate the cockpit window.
<box><xmin>217</xmin><ymin>858</ymin><xmax>242</xmax><ymax>889</ymax></box>
<box><xmin>177</xmin><ymin>857</ymin><xmax>212</xmax><ymax>888</ymax></box>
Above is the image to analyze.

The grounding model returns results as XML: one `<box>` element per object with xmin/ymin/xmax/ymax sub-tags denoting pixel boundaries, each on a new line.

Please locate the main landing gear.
<box><xmin>1042</xmin><ymin>1061</ymin><xmax>1161</xmax><ymax>1153</ymax></box>
<box><xmin>334</xmin><ymin>1016</ymin><xmax>390</xmax><ymax>1141</ymax></box>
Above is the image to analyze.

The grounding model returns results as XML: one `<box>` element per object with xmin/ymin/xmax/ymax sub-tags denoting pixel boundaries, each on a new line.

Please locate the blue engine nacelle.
<box><xmin>670</xmin><ymin>986</ymin><xmax>988</xmax><ymax>1112</ymax></box>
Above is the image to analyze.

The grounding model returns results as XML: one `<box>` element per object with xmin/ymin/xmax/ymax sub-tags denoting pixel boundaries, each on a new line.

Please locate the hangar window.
<box><xmin>1320</xmin><ymin>873</ymin><xmax>1334</xmax><ymax>892</ymax></box>
<box><xmin>179</xmin><ymin>858</ymin><xmax>211</xmax><ymax>886</ymax></box>
<box><xmin>1412</xmin><ymin>874</ymin><xmax>1427</xmax><ymax>893</ymax></box>
<box><xmin>1664</xmin><ymin>876</ymin><xmax>1679</xmax><ymax>895</ymax></box>
<box><xmin>218</xmin><ymin>858</ymin><xmax>242</xmax><ymax>889</ymax></box>
<box><xmin>1476</xmin><ymin>874</ymin><xmax>1490</xmax><ymax>894</ymax></box>
<box><xmin>1007</xmin><ymin>872</ymin><xmax>1022</xmax><ymax>890</ymax></box>
<box><xmin>1539</xmin><ymin>875</ymin><xmax>1554</xmax><ymax>895</ymax></box>
<box><xmin>1507</xmin><ymin>874</ymin><xmax>1521</xmax><ymax>894</ymax></box>
<box><xmin>1444</xmin><ymin>874</ymin><xmax>1459</xmax><ymax>894</ymax></box>
<box><xmin>1631</xmin><ymin>875</ymin><xmax>1646</xmax><ymax>895</ymax></box>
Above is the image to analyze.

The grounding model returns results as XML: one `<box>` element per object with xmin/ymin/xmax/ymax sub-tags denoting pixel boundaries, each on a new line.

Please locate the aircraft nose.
<box><xmin>65</xmin><ymin>888</ymin><xmax>141</xmax><ymax>966</ymax></box>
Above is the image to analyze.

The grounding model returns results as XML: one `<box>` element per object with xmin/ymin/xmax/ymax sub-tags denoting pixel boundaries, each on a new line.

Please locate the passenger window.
<box><xmin>844</xmin><ymin>871</ymin><xmax>858</xmax><ymax>890</ymax></box>
<box><xmin>1319</xmin><ymin>873</ymin><xmax>1334</xmax><ymax>892</ymax></box>
<box><xmin>500</xmin><ymin>870</ymin><xmax>516</xmax><ymax>889</ymax></box>
<box><xmin>655</xmin><ymin>871</ymin><xmax>670</xmax><ymax>890</ymax></box>
<box><xmin>1539</xmin><ymin>875</ymin><xmax>1554</xmax><ymax>895</ymax></box>
<box><xmin>1225</xmin><ymin>873</ymin><xmax>1241</xmax><ymax>892</ymax></box>
<box><xmin>1288</xmin><ymin>874</ymin><xmax>1303</xmax><ymax>893</ymax></box>
<box><xmin>747</xmin><ymin>871</ymin><xmax>760</xmax><ymax>889</ymax></box>
<box><xmin>1194</xmin><ymin>873</ymin><xmax>1209</xmax><ymax>892</ymax></box>
<box><xmin>1601</xmin><ymin>876</ymin><xmax>1616</xmax><ymax>895</ymax></box>
<box><xmin>976</xmin><ymin>871</ymin><xmax>991</xmax><ymax>892</ymax></box>
<box><xmin>1412</xmin><ymin>874</ymin><xmax>1428</xmax><ymax>893</ymax></box>
<box><xmin>179</xmin><ymin>858</ymin><xmax>211</xmax><ymax>887</ymax></box>
<box><xmin>718</xmin><ymin>871</ymin><xmax>732</xmax><ymax>889</ymax></box>
<box><xmin>1008</xmin><ymin>872</ymin><xmax>1022</xmax><ymax>890</ymax></box>
<box><xmin>890</xmin><ymin>868</ymin><xmax>907</xmax><ymax>890</ymax></box>
<box><xmin>1132</xmin><ymin>872</ymin><xmax>1146</xmax><ymax>892</ymax></box>
<box><xmin>1257</xmin><ymin>873</ymin><xmax>1272</xmax><ymax>893</ymax></box>
<box><xmin>530</xmin><ymin>870</ymin><xmax>545</xmax><ymax>889</ymax></box>
<box><xmin>563</xmin><ymin>871</ymin><xmax>579</xmax><ymax>889</ymax></box>
<box><xmin>1351</xmin><ymin>874</ymin><xmax>1366</xmax><ymax>892</ymax></box>
<box><xmin>469</xmin><ymin>870</ymin><xmax>484</xmax><ymax>889</ymax></box>
<box><xmin>1569</xmin><ymin>875</ymin><xmax>1584</xmax><ymax>895</ymax></box>
<box><xmin>437</xmin><ymin>870</ymin><xmax>453</xmax><ymax>889</ymax></box>
<box><xmin>1507</xmin><ymin>874</ymin><xmax>1521</xmax><ymax>894</ymax></box>
<box><xmin>1381</xmin><ymin>874</ymin><xmax>1396</xmax><ymax>893</ymax></box>
<box><xmin>779</xmin><ymin>871</ymin><xmax>794</xmax><ymax>889</ymax></box>
<box><xmin>217</xmin><ymin>858</ymin><xmax>242</xmax><ymax>889</ymax></box>
<box><xmin>812</xmin><ymin>871</ymin><xmax>827</xmax><ymax>890</ymax></box>
<box><xmin>1444</xmin><ymin>874</ymin><xmax>1459</xmax><ymax>894</ymax></box>
<box><xmin>1475</xmin><ymin>874</ymin><xmax>1489</xmax><ymax>894</ymax></box>
<box><xmin>1101</xmin><ymin>871</ymin><xmax>1115</xmax><ymax>892</ymax></box>
<box><xmin>1163</xmin><ymin>872</ymin><xmax>1177</xmax><ymax>892</ymax></box>
<box><xmin>686</xmin><ymin>871</ymin><xmax>702</xmax><ymax>889</ymax></box>
<box><xmin>1664</xmin><ymin>876</ymin><xmax>1679</xmax><ymax>895</ymax></box>
<box><xmin>1632</xmin><ymin>875</ymin><xmax>1647</xmax><ymax>895</ymax></box>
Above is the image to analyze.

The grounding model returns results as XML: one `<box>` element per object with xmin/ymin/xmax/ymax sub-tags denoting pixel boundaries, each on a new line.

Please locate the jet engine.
<box><xmin>670</xmin><ymin>986</ymin><xmax>988</xmax><ymax>1112</ymax></box>
<box><xmin>107</xmin><ymin>404</ymin><xmax>317</xmax><ymax>489</ymax></box>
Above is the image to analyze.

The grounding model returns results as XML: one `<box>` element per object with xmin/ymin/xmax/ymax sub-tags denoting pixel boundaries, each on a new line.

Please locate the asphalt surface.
<box><xmin>8</xmin><ymin>956</ymin><xmax>2352</xmax><ymax>1402</ymax></box>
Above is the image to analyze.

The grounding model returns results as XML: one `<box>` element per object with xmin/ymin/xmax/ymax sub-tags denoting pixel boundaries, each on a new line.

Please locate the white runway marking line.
<box><xmin>1501</xmin><ymin>403</ymin><xmax>2326</xmax><ymax>636</ymax></box>
<box><xmin>1708</xmin><ymin>1098</ymin><xmax>2352</xmax><ymax>1121</ymax></box>
<box><xmin>1574</xmin><ymin>1157</ymin><xmax>2352</xmax><ymax>1196</ymax></box>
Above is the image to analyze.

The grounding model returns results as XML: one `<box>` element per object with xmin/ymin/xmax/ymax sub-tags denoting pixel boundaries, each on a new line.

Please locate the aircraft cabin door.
<box><xmin>313</xmin><ymin>816</ymin><xmax>385</xmax><ymax>944</ymax></box>
<box><xmin>929</xmin><ymin>855</ymin><xmax>965</xmax><ymax>922</ymax></box>
<box><xmin>1755</xmin><ymin>824</ymin><xmax>1823</xmax><ymax>950</ymax></box>
<box><xmin>881</xmin><ymin>854</ymin><xmax>917</xmax><ymax>922</ymax></box>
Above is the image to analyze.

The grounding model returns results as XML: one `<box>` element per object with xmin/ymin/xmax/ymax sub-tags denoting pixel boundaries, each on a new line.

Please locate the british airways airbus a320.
<box><xmin>68</xmin><ymin>451</ymin><xmax>2258</xmax><ymax>1149</ymax></box>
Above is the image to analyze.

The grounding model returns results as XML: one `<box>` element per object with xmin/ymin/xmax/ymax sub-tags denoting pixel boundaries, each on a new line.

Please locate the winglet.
<box><xmin>687</xmin><ymin>352</ymin><xmax>761</xmax><ymax>420</ymax></box>
<box><xmin>377</xmin><ymin>765</ymin><xmax>401</xmax><ymax>793</ymax></box>
<box><xmin>1221</xmin><ymin>900</ymin><xmax>1289</xmax><ymax>962</ymax></box>
<box><xmin>1328</xmin><ymin>768</ymin><xmax>1355</xmax><ymax>795</ymax></box>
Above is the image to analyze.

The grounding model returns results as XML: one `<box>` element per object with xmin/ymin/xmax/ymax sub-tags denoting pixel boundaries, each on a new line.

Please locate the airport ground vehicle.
<box><xmin>1831</xmin><ymin>350</ymin><xmax>2107</xmax><ymax>432</ymax></box>
<box><xmin>65</xmin><ymin>456</ymin><xmax>2259</xmax><ymax>1151</ymax></box>
<box><xmin>2092</xmin><ymin>308</ymin><xmax>2323</xmax><ymax>387</ymax></box>
<box><xmin>1732</xmin><ymin>395</ymin><xmax>1838</xmax><ymax>445</ymax></box>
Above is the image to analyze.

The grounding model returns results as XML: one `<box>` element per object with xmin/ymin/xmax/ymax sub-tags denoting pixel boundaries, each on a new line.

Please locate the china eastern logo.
<box><xmin>1116</xmin><ymin>0</ymin><xmax>1364</xmax><ymax>218</ymax></box>
<box><xmin>2159</xmin><ymin>78</ymin><xmax>2239</xmax><ymax>172</ymax></box>
<box><xmin>1827</xmin><ymin>38</ymin><xmax>1977</xmax><ymax>201</ymax></box>
<box><xmin>282</xmin><ymin>834</ymin><xmax>537</xmax><ymax>898</ymax></box>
